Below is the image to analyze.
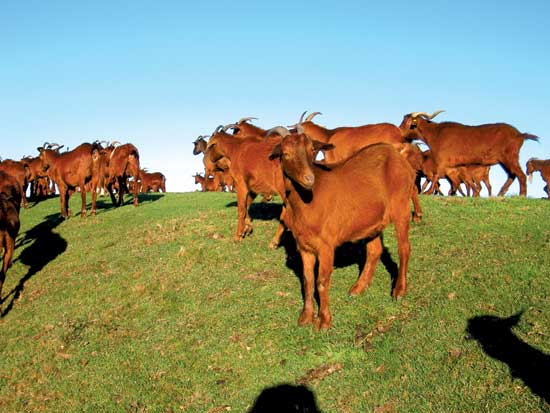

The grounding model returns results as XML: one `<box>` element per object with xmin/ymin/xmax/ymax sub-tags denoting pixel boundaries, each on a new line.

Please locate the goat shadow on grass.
<box><xmin>248</xmin><ymin>383</ymin><xmax>322</xmax><ymax>413</ymax></box>
<box><xmin>225</xmin><ymin>200</ymin><xmax>283</xmax><ymax>221</ymax></box>
<box><xmin>279</xmin><ymin>232</ymin><xmax>399</xmax><ymax>300</ymax></box>
<box><xmin>92</xmin><ymin>193</ymin><xmax>164</xmax><ymax>213</ymax></box>
<box><xmin>1</xmin><ymin>213</ymin><xmax>67</xmax><ymax>317</ymax></box>
<box><xmin>466</xmin><ymin>311</ymin><xmax>550</xmax><ymax>404</ymax></box>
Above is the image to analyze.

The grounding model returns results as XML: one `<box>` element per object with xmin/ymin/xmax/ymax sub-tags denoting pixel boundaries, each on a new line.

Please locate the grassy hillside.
<box><xmin>0</xmin><ymin>193</ymin><xmax>549</xmax><ymax>412</ymax></box>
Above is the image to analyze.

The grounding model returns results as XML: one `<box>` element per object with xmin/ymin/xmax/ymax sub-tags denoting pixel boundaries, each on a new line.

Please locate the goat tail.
<box><xmin>521</xmin><ymin>133</ymin><xmax>540</xmax><ymax>142</ymax></box>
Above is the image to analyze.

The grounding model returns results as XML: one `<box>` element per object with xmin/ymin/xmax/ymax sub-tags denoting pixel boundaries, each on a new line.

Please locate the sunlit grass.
<box><xmin>0</xmin><ymin>193</ymin><xmax>548</xmax><ymax>412</ymax></box>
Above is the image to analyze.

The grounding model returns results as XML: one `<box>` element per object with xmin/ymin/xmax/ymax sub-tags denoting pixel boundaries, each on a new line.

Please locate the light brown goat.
<box><xmin>296</xmin><ymin>112</ymin><xmax>407</xmax><ymax>163</ymax></box>
<box><xmin>526</xmin><ymin>158</ymin><xmax>550</xmax><ymax>199</ymax></box>
<box><xmin>270</xmin><ymin>130</ymin><xmax>416</xmax><ymax>329</ymax></box>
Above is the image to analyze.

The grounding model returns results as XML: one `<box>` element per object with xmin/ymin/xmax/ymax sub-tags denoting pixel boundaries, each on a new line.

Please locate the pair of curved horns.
<box><xmin>410</xmin><ymin>110</ymin><xmax>445</xmax><ymax>120</ymax></box>
<box><xmin>297</xmin><ymin>111</ymin><xmax>322</xmax><ymax>124</ymax></box>
<box><xmin>237</xmin><ymin>117</ymin><xmax>258</xmax><ymax>124</ymax></box>
<box><xmin>265</xmin><ymin>126</ymin><xmax>291</xmax><ymax>138</ymax></box>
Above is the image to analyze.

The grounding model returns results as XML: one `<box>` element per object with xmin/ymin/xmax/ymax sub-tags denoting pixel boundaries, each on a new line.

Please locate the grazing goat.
<box><xmin>139</xmin><ymin>170</ymin><xmax>166</xmax><ymax>193</ymax></box>
<box><xmin>400</xmin><ymin>110</ymin><xmax>539</xmax><ymax>196</ymax></box>
<box><xmin>0</xmin><ymin>171</ymin><xmax>22</xmax><ymax>300</ymax></box>
<box><xmin>37</xmin><ymin>142</ymin><xmax>101</xmax><ymax>218</ymax></box>
<box><xmin>206</xmin><ymin>128</ymin><xmax>286</xmax><ymax>246</ymax></box>
<box><xmin>526</xmin><ymin>158</ymin><xmax>550</xmax><ymax>199</ymax></box>
<box><xmin>270</xmin><ymin>129</ymin><xmax>416</xmax><ymax>329</ymax></box>
<box><xmin>296</xmin><ymin>111</ymin><xmax>407</xmax><ymax>163</ymax></box>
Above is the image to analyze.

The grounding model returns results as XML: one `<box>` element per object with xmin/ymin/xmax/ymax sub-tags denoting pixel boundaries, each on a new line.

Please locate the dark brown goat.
<box><xmin>37</xmin><ymin>143</ymin><xmax>101</xmax><ymax>218</ymax></box>
<box><xmin>296</xmin><ymin>111</ymin><xmax>407</xmax><ymax>163</ymax></box>
<box><xmin>0</xmin><ymin>159</ymin><xmax>30</xmax><ymax>208</ymax></box>
<box><xmin>270</xmin><ymin>130</ymin><xmax>416</xmax><ymax>329</ymax></box>
<box><xmin>399</xmin><ymin>110</ymin><xmax>539</xmax><ymax>196</ymax></box>
<box><xmin>0</xmin><ymin>171</ymin><xmax>22</xmax><ymax>300</ymax></box>
<box><xmin>101</xmin><ymin>143</ymin><xmax>140</xmax><ymax>207</ymax></box>
<box><xmin>206</xmin><ymin>129</ymin><xmax>286</xmax><ymax>246</ymax></box>
<box><xmin>526</xmin><ymin>158</ymin><xmax>550</xmax><ymax>199</ymax></box>
<box><xmin>139</xmin><ymin>170</ymin><xmax>166</xmax><ymax>193</ymax></box>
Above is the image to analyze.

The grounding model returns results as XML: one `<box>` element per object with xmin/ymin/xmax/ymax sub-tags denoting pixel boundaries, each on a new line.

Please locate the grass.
<box><xmin>0</xmin><ymin>192</ymin><xmax>549</xmax><ymax>412</ymax></box>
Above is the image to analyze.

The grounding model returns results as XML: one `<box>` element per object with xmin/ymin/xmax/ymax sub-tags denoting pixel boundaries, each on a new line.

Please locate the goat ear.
<box><xmin>313</xmin><ymin>141</ymin><xmax>334</xmax><ymax>152</ymax></box>
<box><xmin>269</xmin><ymin>143</ymin><xmax>282</xmax><ymax>160</ymax></box>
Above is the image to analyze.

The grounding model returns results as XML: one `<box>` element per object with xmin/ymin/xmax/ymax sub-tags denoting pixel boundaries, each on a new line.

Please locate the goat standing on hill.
<box><xmin>270</xmin><ymin>129</ymin><xmax>416</xmax><ymax>329</ymax></box>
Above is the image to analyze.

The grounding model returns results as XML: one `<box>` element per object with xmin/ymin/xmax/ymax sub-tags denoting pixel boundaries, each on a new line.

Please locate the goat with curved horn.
<box><xmin>410</xmin><ymin>110</ymin><xmax>445</xmax><ymax>120</ymax></box>
<box><xmin>305</xmin><ymin>112</ymin><xmax>322</xmax><ymax>122</ymax></box>
<box><xmin>237</xmin><ymin>117</ymin><xmax>258</xmax><ymax>124</ymax></box>
<box><xmin>265</xmin><ymin>126</ymin><xmax>291</xmax><ymax>138</ymax></box>
<box><xmin>222</xmin><ymin>124</ymin><xmax>237</xmax><ymax>132</ymax></box>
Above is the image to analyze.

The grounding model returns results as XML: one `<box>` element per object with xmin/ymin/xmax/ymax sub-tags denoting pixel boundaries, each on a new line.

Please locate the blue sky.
<box><xmin>1</xmin><ymin>1</ymin><xmax>549</xmax><ymax>196</ymax></box>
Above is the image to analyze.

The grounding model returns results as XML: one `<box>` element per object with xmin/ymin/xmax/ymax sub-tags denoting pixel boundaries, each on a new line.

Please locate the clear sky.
<box><xmin>1</xmin><ymin>1</ymin><xmax>549</xmax><ymax>196</ymax></box>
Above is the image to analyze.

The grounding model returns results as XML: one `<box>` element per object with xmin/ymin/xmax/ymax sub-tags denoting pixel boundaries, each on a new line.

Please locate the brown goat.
<box><xmin>296</xmin><ymin>111</ymin><xmax>407</xmax><ymax>163</ymax></box>
<box><xmin>37</xmin><ymin>143</ymin><xmax>101</xmax><ymax>218</ymax></box>
<box><xmin>0</xmin><ymin>159</ymin><xmax>30</xmax><ymax>208</ymax></box>
<box><xmin>270</xmin><ymin>130</ymin><xmax>416</xmax><ymax>329</ymax></box>
<box><xmin>206</xmin><ymin>129</ymin><xmax>286</xmax><ymax>246</ymax></box>
<box><xmin>0</xmin><ymin>171</ymin><xmax>22</xmax><ymax>300</ymax></box>
<box><xmin>228</xmin><ymin>117</ymin><xmax>267</xmax><ymax>138</ymax></box>
<box><xmin>526</xmin><ymin>158</ymin><xmax>550</xmax><ymax>199</ymax></box>
<box><xmin>101</xmin><ymin>143</ymin><xmax>140</xmax><ymax>207</ymax></box>
<box><xmin>400</xmin><ymin>110</ymin><xmax>539</xmax><ymax>196</ymax></box>
<box><xmin>139</xmin><ymin>170</ymin><xmax>166</xmax><ymax>192</ymax></box>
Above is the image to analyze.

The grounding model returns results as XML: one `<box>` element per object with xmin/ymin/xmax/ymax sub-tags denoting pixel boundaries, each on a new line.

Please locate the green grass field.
<box><xmin>0</xmin><ymin>192</ymin><xmax>549</xmax><ymax>412</ymax></box>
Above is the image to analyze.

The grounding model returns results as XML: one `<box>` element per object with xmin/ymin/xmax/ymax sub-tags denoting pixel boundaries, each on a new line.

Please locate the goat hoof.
<box><xmin>268</xmin><ymin>241</ymin><xmax>278</xmax><ymax>250</ymax></box>
<box><xmin>298</xmin><ymin>312</ymin><xmax>314</xmax><ymax>326</ymax></box>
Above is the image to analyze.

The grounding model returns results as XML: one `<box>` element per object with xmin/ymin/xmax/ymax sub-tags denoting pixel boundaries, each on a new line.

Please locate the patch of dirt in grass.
<box><xmin>297</xmin><ymin>362</ymin><xmax>343</xmax><ymax>386</ymax></box>
<box><xmin>355</xmin><ymin>311</ymin><xmax>412</xmax><ymax>352</ymax></box>
<box><xmin>241</xmin><ymin>270</ymin><xmax>283</xmax><ymax>283</ymax></box>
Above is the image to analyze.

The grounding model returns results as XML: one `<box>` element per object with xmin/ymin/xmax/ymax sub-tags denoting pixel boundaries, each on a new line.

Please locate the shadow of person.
<box><xmin>248</xmin><ymin>384</ymin><xmax>322</xmax><ymax>413</ymax></box>
<box><xmin>1</xmin><ymin>214</ymin><xmax>67</xmax><ymax>317</ymax></box>
<box><xmin>466</xmin><ymin>311</ymin><xmax>550</xmax><ymax>404</ymax></box>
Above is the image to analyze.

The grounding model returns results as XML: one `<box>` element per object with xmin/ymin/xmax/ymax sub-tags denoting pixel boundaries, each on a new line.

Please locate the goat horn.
<box><xmin>305</xmin><ymin>112</ymin><xmax>322</xmax><ymax>122</ymax></box>
<box><xmin>237</xmin><ymin>117</ymin><xmax>258</xmax><ymax>124</ymax></box>
<box><xmin>411</xmin><ymin>110</ymin><xmax>445</xmax><ymax>120</ymax></box>
<box><xmin>48</xmin><ymin>143</ymin><xmax>62</xmax><ymax>149</ymax></box>
<box><xmin>265</xmin><ymin>126</ymin><xmax>291</xmax><ymax>138</ymax></box>
<box><xmin>298</xmin><ymin>111</ymin><xmax>307</xmax><ymax>124</ymax></box>
<box><xmin>43</xmin><ymin>141</ymin><xmax>50</xmax><ymax>148</ymax></box>
<box><xmin>222</xmin><ymin>124</ymin><xmax>237</xmax><ymax>132</ymax></box>
<box><xmin>212</xmin><ymin>125</ymin><xmax>224</xmax><ymax>135</ymax></box>
<box><xmin>110</xmin><ymin>141</ymin><xmax>121</xmax><ymax>147</ymax></box>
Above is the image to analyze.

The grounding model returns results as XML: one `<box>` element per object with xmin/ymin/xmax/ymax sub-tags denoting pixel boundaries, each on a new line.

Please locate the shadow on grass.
<box><xmin>225</xmin><ymin>200</ymin><xmax>283</xmax><ymax>221</ymax></box>
<box><xmin>466</xmin><ymin>311</ymin><xmax>550</xmax><ymax>404</ymax></box>
<box><xmin>1</xmin><ymin>213</ymin><xmax>67</xmax><ymax>317</ymax></box>
<box><xmin>92</xmin><ymin>193</ymin><xmax>164</xmax><ymax>214</ymax></box>
<box><xmin>248</xmin><ymin>383</ymin><xmax>322</xmax><ymax>413</ymax></box>
<box><xmin>279</xmin><ymin>233</ymin><xmax>399</xmax><ymax>300</ymax></box>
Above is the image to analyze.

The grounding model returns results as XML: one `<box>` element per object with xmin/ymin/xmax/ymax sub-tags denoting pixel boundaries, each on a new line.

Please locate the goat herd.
<box><xmin>191</xmin><ymin>110</ymin><xmax>548</xmax><ymax>329</ymax></box>
<box><xmin>0</xmin><ymin>111</ymin><xmax>548</xmax><ymax>329</ymax></box>
<box><xmin>0</xmin><ymin>140</ymin><xmax>166</xmax><ymax>302</ymax></box>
